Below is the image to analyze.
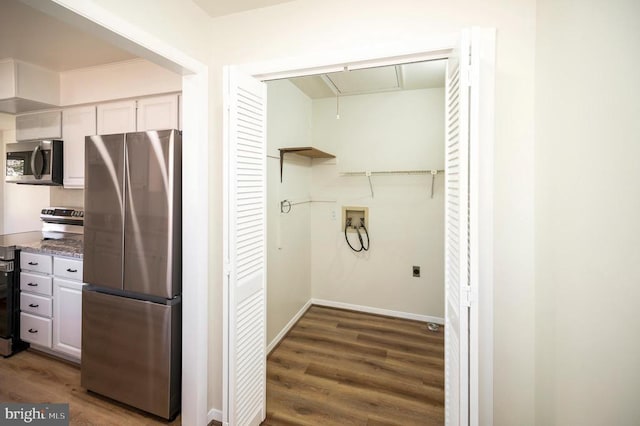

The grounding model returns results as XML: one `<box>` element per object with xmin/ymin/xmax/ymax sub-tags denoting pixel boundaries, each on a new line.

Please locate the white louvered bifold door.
<box><xmin>225</xmin><ymin>68</ymin><xmax>267</xmax><ymax>426</ymax></box>
<box><xmin>445</xmin><ymin>29</ymin><xmax>472</xmax><ymax>426</ymax></box>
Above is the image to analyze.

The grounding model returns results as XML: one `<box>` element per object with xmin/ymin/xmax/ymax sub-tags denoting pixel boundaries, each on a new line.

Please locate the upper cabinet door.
<box><xmin>16</xmin><ymin>110</ymin><xmax>62</xmax><ymax>141</ymax></box>
<box><xmin>97</xmin><ymin>100</ymin><xmax>136</xmax><ymax>135</ymax></box>
<box><xmin>62</xmin><ymin>106</ymin><xmax>96</xmax><ymax>189</ymax></box>
<box><xmin>136</xmin><ymin>94</ymin><xmax>179</xmax><ymax>132</ymax></box>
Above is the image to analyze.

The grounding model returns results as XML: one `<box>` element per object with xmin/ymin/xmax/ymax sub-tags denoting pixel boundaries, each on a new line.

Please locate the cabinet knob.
<box><xmin>27</xmin><ymin>283</ymin><xmax>38</xmax><ymax>287</ymax></box>
<box><xmin>28</xmin><ymin>303</ymin><xmax>39</xmax><ymax>308</ymax></box>
<box><xmin>66</xmin><ymin>268</ymin><xmax>78</xmax><ymax>273</ymax></box>
<box><xmin>28</xmin><ymin>262</ymin><xmax>38</xmax><ymax>266</ymax></box>
<box><xmin>28</xmin><ymin>328</ymin><xmax>38</xmax><ymax>334</ymax></box>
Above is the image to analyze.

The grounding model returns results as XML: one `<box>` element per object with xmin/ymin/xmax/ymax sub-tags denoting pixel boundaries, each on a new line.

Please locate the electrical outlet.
<box><xmin>413</xmin><ymin>266</ymin><xmax>420</xmax><ymax>277</ymax></box>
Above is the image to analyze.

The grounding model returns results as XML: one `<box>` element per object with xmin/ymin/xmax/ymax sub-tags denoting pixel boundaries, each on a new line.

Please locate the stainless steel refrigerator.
<box><xmin>81</xmin><ymin>129</ymin><xmax>181</xmax><ymax>420</ymax></box>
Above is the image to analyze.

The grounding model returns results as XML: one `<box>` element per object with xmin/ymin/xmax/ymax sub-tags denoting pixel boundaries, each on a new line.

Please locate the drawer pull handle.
<box><xmin>28</xmin><ymin>303</ymin><xmax>39</xmax><ymax>308</ymax></box>
<box><xmin>28</xmin><ymin>262</ymin><xmax>38</xmax><ymax>266</ymax></box>
<box><xmin>27</xmin><ymin>283</ymin><xmax>38</xmax><ymax>287</ymax></box>
<box><xmin>28</xmin><ymin>328</ymin><xmax>38</xmax><ymax>334</ymax></box>
<box><xmin>66</xmin><ymin>268</ymin><xmax>78</xmax><ymax>273</ymax></box>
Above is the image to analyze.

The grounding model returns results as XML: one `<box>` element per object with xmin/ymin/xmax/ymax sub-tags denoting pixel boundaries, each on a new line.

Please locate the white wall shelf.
<box><xmin>278</xmin><ymin>147</ymin><xmax>335</xmax><ymax>182</ymax></box>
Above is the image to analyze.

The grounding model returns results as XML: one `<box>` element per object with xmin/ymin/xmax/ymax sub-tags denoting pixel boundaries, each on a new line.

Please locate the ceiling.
<box><xmin>0</xmin><ymin>0</ymin><xmax>136</xmax><ymax>72</ymax></box>
<box><xmin>288</xmin><ymin>60</ymin><xmax>447</xmax><ymax>99</ymax></box>
<box><xmin>193</xmin><ymin>0</ymin><xmax>296</xmax><ymax>17</ymax></box>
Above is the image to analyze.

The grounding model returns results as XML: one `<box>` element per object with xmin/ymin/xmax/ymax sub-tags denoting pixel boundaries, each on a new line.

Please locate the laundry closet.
<box><xmin>265</xmin><ymin>60</ymin><xmax>447</xmax><ymax>349</ymax></box>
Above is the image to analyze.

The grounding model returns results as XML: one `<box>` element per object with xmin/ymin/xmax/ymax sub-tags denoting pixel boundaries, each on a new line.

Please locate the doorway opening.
<box><xmin>225</xmin><ymin>28</ymin><xmax>495</xmax><ymax>426</ymax></box>
<box><xmin>263</xmin><ymin>59</ymin><xmax>448</xmax><ymax>422</ymax></box>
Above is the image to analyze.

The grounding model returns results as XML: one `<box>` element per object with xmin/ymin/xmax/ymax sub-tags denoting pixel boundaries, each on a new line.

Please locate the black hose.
<box><xmin>345</xmin><ymin>222</ymin><xmax>370</xmax><ymax>252</ymax></box>
<box><xmin>344</xmin><ymin>222</ymin><xmax>364</xmax><ymax>252</ymax></box>
<box><xmin>357</xmin><ymin>224</ymin><xmax>370</xmax><ymax>251</ymax></box>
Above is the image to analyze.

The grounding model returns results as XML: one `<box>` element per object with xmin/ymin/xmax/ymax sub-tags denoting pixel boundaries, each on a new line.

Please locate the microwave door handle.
<box><xmin>31</xmin><ymin>145</ymin><xmax>42</xmax><ymax>180</ymax></box>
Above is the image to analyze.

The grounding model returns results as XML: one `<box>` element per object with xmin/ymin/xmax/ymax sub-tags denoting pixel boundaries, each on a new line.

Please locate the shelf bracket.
<box><xmin>278</xmin><ymin>147</ymin><xmax>335</xmax><ymax>182</ymax></box>
<box><xmin>366</xmin><ymin>171</ymin><xmax>374</xmax><ymax>198</ymax></box>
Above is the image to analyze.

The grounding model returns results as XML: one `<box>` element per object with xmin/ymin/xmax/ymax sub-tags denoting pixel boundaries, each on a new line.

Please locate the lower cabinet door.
<box><xmin>53</xmin><ymin>278</ymin><xmax>84</xmax><ymax>360</ymax></box>
<box><xmin>20</xmin><ymin>313</ymin><xmax>52</xmax><ymax>348</ymax></box>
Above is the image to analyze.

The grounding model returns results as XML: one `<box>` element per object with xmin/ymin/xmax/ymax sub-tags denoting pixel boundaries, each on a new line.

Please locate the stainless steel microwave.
<box><xmin>5</xmin><ymin>140</ymin><xmax>63</xmax><ymax>185</ymax></box>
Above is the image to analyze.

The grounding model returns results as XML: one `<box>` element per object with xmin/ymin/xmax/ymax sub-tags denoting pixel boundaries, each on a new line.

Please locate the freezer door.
<box><xmin>81</xmin><ymin>289</ymin><xmax>181</xmax><ymax>419</ymax></box>
<box><xmin>124</xmin><ymin>130</ymin><xmax>181</xmax><ymax>299</ymax></box>
<box><xmin>83</xmin><ymin>134</ymin><xmax>125</xmax><ymax>290</ymax></box>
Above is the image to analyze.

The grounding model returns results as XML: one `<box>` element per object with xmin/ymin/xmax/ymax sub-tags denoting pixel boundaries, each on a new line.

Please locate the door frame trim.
<box><xmin>224</xmin><ymin>28</ymin><xmax>495</xmax><ymax>425</ymax></box>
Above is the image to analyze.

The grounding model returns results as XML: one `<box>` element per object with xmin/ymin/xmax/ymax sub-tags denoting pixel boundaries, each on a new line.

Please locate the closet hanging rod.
<box><xmin>340</xmin><ymin>169</ymin><xmax>444</xmax><ymax>176</ymax></box>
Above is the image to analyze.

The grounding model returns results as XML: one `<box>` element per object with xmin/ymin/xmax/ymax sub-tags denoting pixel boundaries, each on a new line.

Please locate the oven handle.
<box><xmin>31</xmin><ymin>144</ymin><xmax>43</xmax><ymax>180</ymax></box>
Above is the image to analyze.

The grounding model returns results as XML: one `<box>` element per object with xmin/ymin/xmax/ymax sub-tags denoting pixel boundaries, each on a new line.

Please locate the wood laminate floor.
<box><xmin>0</xmin><ymin>350</ymin><xmax>191</xmax><ymax>425</ymax></box>
<box><xmin>263</xmin><ymin>305</ymin><xmax>445</xmax><ymax>425</ymax></box>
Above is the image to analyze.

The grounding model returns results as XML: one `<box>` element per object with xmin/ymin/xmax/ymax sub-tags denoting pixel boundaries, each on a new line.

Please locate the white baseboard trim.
<box><xmin>267</xmin><ymin>299</ymin><xmax>313</xmax><ymax>354</ymax></box>
<box><xmin>207</xmin><ymin>408</ymin><xmax>223</xmax><ymax>424</ymax></box>
<box><xmin>310</xmin><ymin>298</ymin><xmax>445</xmax><ymax>325</ymax></box>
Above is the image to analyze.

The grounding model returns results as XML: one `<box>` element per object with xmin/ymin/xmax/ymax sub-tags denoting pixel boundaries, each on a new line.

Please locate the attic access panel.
<box><xmin>325</xmin><ymin>66</ymin><xmax>400</xmax><ymax>95</ymax></box>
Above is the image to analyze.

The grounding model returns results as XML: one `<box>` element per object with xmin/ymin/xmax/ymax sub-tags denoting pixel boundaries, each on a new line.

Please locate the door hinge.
<box><xmin>223</xmin><ymin>262</ymin><xmax>231</xmax><ymax>278</ymax></box>
<box><xmin>464</xmin><ymin>286</ymin><xmax>472</xmax><ymax>307</ymax></box>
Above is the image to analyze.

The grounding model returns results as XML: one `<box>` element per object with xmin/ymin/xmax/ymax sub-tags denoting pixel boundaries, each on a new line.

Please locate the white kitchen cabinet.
<box><xmin>20</xmin><ymin>252</ymin><xmax>52</xmax><ymax>275</ymax></box>
<box><xmin>20</xmin><ymin>255</ymin><xmax>54</xmax><ymax>348</ymax></box>
<box><xmin>62</xmin><ymin>106</ymin><xmax>96</xmax><ymax>188</ymax></box>
<box><xmin>54</xmin><ymin>255</ymin><xmax>84</xmax><ymax>280</ymax></box>
<box><xmin>20</xmin><ymin>272</ymin><xmax>52</xmax><ymax>296</ymax></box>
<box><xmin>52</xmin><ymin>278</ymin><xmax>84</xmax><ymax>359</ymax></box>
<box><xmin>136</xmin><ymin>94</ymin><xmax>179</xmax><ymax>131</ymax></box>
<box><xmin>16</xmin><ymin>110</ymin><xmax>62</xmax><ymax>141</ymax></box>
<box><xmin>97</xmin><ymin>100</ymin><xmax>136</xmax><ymax>134</ymax></box>
<box><xmin>20</xmin><ymin>253</ymin><xmax>85</xmax><ymax>362</ymax></box>
<box><xmin>20</xmin><ymin>293</ymin><xmax>53</xmax><ymax>317</ymax></box>
<box><xmin>20</xmin><ymin>313</ymin><xmax>52</xmax><ymax>348</ymax></box>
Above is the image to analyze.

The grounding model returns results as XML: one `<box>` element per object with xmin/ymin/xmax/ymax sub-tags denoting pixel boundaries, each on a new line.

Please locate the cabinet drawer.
<box><xmin>20</xmin><ymin>313</ymin><xmax>52</xmax><ymax>348</ymax></box>
<box><xmin>54</xmin><ymin>257</ymin><xmax>83</xmax><ymax>281</ymax></box>
<box><xmin>20</xmin><ymin>293</ymin><xmax>52</xmax><ymax>317</ymax></box>
<box><xmin>20</xmin><ymin>252</ymin><xmax>52</xmax><ymax>274</ymax></box>
<box><xmin>20</xmin><ymin>272</ymin><xmax>53</xmax><ymax>296</ymax></box>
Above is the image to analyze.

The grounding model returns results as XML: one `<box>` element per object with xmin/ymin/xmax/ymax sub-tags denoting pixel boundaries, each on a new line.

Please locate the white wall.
<box><xmin>50</xmin><ymin>186</ymin><xmax>83</xmax><ymax>207</ymax></box>
<box><xmin>266</xmin><ymin>80</ymin><xmax>312</xmax><ymax>344</ymax></box>
<box><xmin>0</xmin><ymin>113</ymin><xmax>50</xmax><ymax>233</ymax></box>
<box><xmin>209</xmin><ymin>1</ymin><xmax>536</xmax><ymax>422</ymax></box>
<box><xmin>535</xmin><ymin>0</ymin><xmax>640</xmax><ymax>424</ymax></box>
<box><xmin>310</xmin><ymin>88</ymin><xmax>445</xmax><ymax>318</ymax></box>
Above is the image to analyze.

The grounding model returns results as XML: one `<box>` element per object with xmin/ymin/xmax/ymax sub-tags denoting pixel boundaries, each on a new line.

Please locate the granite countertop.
<box><xmin>17</xmin><ymin>235</ymin><xmax>84</xmax><ymax>259</ymax></box>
